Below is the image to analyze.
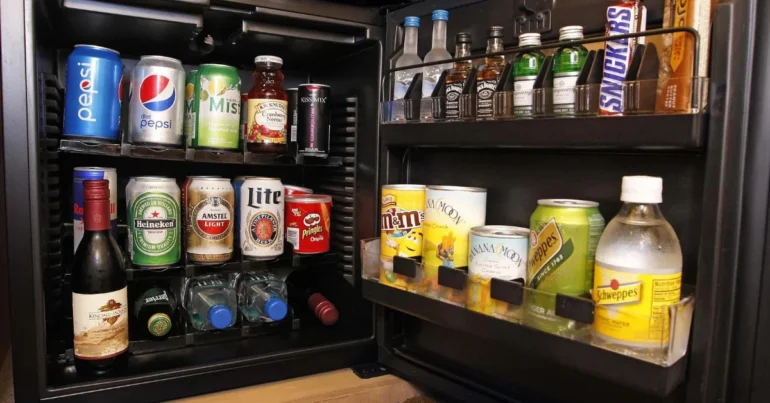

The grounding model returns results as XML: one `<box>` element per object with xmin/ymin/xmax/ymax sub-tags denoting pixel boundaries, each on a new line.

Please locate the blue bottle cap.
<box><xmin>208</xmin><ymin>305</ymin><xmax>233</xmax><ymax>329</ymax></box>
<box><xmin>264</xmin><ymin>298</ymin><xmax>288</xmax><ymax>321</ymax></box>
<box><xmin>432</xmin><ymin>10</ymin><xmax>448</xmax><ymax>21</ymax></box>
<box><xmin>404</xmin><ymin>16</ymin><xmax>420</xmax><ymax>28</ymax></box>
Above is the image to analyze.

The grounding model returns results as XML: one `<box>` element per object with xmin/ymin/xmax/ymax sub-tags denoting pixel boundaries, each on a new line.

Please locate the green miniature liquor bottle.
<box><xmin>512</xmin><ymin>33</ymin><xmax>545</xmax><ymax>116</ymax></box>
<box><xmin>553</xmin><ymin>26</ymin><xmax>588</xmax><ymax>115</ymax></box>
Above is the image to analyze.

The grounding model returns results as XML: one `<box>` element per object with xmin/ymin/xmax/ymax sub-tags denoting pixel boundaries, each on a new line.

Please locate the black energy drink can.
<box><xmin>297</xmin><ymin>84</ymin><xmax>330</xmax><ymax>158</ymax></box>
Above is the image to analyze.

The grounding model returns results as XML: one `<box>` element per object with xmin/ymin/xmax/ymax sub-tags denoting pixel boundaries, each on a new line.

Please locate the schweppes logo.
<box><xmin>527</xmin><ymin>219</ymin><xmax>573</xmax><ymax>289</ymax></box>
<box><xmin>595</xmin><ymin>279</ymin><xmax>642</xmax><ymax>305</ymax></box>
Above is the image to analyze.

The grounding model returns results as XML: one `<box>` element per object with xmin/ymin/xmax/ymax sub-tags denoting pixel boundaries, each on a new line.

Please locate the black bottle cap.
<box><xmin>488</xmin><ymin>26</ymin><xmax>504</xmax><ymax>38</ymax></box>
<box><xmin>456</xmin><ymin>32</ymin><xmax>472</xmax><ymax>44</ymax></box>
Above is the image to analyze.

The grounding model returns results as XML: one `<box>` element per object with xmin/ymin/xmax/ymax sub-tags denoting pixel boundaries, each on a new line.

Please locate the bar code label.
<box><xmin>287</xmin><ymin>227</ymin><xmax>299</xmax><ymax>250</ymax></box>
<box><xmin>290</xmin><ymin>125</ymin><xmax>297</xmax><ymax>142</ymax></box>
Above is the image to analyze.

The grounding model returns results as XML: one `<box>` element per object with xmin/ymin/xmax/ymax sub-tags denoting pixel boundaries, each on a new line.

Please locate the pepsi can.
<box><xmin>73</xmin><ymin>167</ymin><xmax>118</xmax><ymax>252</ymax></box>
<box><xmin>63</xmin><ymin>45</ymin><xmax>123</xmax><ymax>141</ymax></box>
<box><xmin>128</xmin><ymin>56</ymin><xmax>186</xmax><ymax>146</ymax></box>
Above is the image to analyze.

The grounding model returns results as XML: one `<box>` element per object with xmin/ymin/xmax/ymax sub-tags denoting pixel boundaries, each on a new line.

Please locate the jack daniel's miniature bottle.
<box><xmin>445</xmin><ymin>32</ymin><xmax>473</xmax><ymax>120</ymax></box>
<box><xmin>476</xmin><ymin>26</ymin><xmax>505</xmax><ymax>119</ymax></box>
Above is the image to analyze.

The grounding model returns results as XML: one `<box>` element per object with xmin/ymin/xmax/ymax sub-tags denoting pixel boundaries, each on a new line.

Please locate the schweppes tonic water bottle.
<box><xmin>592</xmin><ymin>176</ymin><xmax>682</xmax><ymax>349</ymax></box>
<box><xmin>526</xmin><ymin>199</ymin><xmax>605</xmax><ymax>335</ymax></box>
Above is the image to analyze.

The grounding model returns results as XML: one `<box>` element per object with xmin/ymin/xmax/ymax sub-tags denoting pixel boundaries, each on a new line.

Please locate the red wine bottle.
<box><xmin>289</xmin><ymin>286</ymin><xmax>338</xmax><ymax>326</ymax></box>
<box><xmin>72</xmin><ymin>179</ymin><xmax>128</xmax><ymax>374</ymax></box>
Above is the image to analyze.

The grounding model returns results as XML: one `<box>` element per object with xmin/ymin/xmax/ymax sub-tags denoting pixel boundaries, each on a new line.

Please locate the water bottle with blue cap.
<box><xmin>238</xmin><ymin>270</ymin><xmax>289</xmax><ymax>323</ymax></box>
<box><xmin>185</xmin><ymin>274</ymin><xmax>237</xmax><ymax>331</ymax></box>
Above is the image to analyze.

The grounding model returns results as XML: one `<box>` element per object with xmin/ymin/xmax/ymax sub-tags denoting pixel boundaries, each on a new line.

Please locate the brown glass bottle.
<box><xmin>246</xmin><ymin>55</ymin><xmax>288</xmax><ymax>154</ymax></box>
<box><xmin>476</xmin><ymin>26</ymin><xmax>506</xmax><ymax>119</ymax></box>
<box><xmin>445</xmin><ymin>32</ymin><xmax>473</xmax><ymax>120</ymax></box>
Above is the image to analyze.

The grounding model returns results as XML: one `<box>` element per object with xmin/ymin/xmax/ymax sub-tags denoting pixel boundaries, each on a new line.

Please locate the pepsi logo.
<box><xmin>80</xmin><ymin>80</ymin><xmax>92</xmax><ymax>90</ymax></box>
<box><xmin>140</xmin><ymin>74</ymin><xmax>176</xmax><ymax>112</ymax></box>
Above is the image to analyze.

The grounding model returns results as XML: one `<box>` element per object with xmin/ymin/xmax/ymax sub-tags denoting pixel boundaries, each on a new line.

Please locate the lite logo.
<box><xmin>77</xmin><ymin>61</ymin><xmax>98</xmax><ymax>122</ymax></box>
<box><xmin>247</xmin><ymin>187</ymin><xmax>282</xmax><ymax>208</ymax></box>
<box><xmin>136</xmin><ymin>74</ymin><xmax>175</xmax><ymax>130</ymax></box>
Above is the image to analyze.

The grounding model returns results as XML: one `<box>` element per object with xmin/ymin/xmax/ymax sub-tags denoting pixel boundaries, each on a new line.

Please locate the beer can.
<box><xmin>421</xmin><ymin>186</ymin><xmax>487</xmax><ymax>295</ymax></box>
<box><xmin>63</xmin><ymin>45</ymin><xmax>123</xmax><ymax>141</ymax></box>
<box><xmin>126</xmin><ymin>177</ymin><xmax>137</xmax><ymax>212</ymax></box>
<box><xmin>232</xmin><ymin>176</ymin><xmax>247</xmax><ymax>251</ymax></box>
<box><xmin>297</xmin><ymin>84</ymin><xmax>331</xmax><ymax>158</ymax></box>
<box><xmin>286</xmin><ymin>88</ymin><xmax>298</xmax><ymax>155</ymax></box>
<box><xmin>192</xmin><ymin>64</ymin><xmax>241</xmax><ymax>150</ymax></box>
<box><xmin>285</xmin><ymin>194</ymin><xmax>332</xmax><ymax>254</ymax></box>
<box><xmin>379</xmin><ymin>184</ymin><xmax>426</xmax><ymax>290</ymax></box>
<box><xmin>186</xmin><ymin>177</ymin><xmax>234</xmax><ymax>264</ymax></box>
<box><xmin>184</xmin><ymin>70</ymin><xmax>198</xmax><ymax>146</ymax></box>
<box><xmin>526</xmin><ymin>199</ymin><xmax>605</xmax><ymax>334</ymax></box>
<box><xmin>182</xmin><ymin>176</ymin><xmax>221</xmax><ymax>254</ymax></box>
<box><xmin>467</xmin><ymin>225</ymin><xmax>529</xmax><ymax>314</ymax></box>
<box><xmin>284</xmin><ymin>185</ymin><xmax>313</xmax><ymax>196</ymax></box>
<box><xmin>73</xmin><ymin>167</ymin><xmax>117</xmax><ymax>252</ymax></box>
<box><xmin>127</xmin><ymin>177</ymin><xmax>181</xmax><ymax>268</ymax></box>
<box><xmin>240</xmin><ymin>177</ymin><xmax>284</xmax><ymax>260</ymax></box>
<box><xmin>128</xmin><ymin>55</ymin><xmax>186</xmax><ymax>146</ymax></box>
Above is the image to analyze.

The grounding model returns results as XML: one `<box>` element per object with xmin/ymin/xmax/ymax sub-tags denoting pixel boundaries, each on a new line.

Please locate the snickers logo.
<box><xmin>599</xmin><ymin>4</ymin><xmax>646</xmax><ymax>115</ymax></box>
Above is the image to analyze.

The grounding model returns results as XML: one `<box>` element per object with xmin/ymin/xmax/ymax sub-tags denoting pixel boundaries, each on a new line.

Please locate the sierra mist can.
<box><xmin>186</xmin><ymin>178</ymin><xmax>234</xmax><ymax>264</ymax></box>
<box><xmin>240</xmin><ymin>177</ymin><xmax>284</xmax><ymax>260</ymax></box>
<box><xmin>128</xmin><ymin>55</ymin><xmax>185</xmax><ymax>146</ymax></box>
<box><xmin>127</xmin><ymin>177</ymin><xmax>181</xmax><ymax>267</ymax></box>
<box><xmin>192</xmin><ymin>64</ymin><xmax>241</xmax><ymax>150</ymax></box>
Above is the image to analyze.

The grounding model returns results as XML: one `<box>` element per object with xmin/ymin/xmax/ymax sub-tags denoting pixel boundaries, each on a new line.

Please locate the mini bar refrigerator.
<box><xmin>1</xmin><ymin>0</ymin><xmax>769</xmax><ymax>402</ymax></box>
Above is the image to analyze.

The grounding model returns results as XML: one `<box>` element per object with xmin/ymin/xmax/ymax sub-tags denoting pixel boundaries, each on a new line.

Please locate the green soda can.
<box><xmin>526</xmin><ymin>199</ymin><xmax>605</xmax><ymax>335</ymax></box>
<box><xmin>192</xmin><ymin>64</ymin><xmax>241</xmax><ymax>150</ymax></box>
<box><xmin>184</xmin><ymin>69</ymin><xmax>198</xmax><ymax>147</ymax></box>
<box><xmin>128</xmin><ymin>177</ymin><xmax>182</xmax><ymax>268</ymax></box>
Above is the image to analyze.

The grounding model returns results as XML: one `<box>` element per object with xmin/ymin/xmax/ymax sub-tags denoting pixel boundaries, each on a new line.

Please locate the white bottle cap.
<box><xmin>621</xmin><ymin>176</ymin><xmax>663</xmax><ymax>204</ymax></box>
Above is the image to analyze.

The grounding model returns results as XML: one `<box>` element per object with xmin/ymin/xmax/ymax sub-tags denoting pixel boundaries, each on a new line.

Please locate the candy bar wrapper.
<box><xmin>599</xmin><ymin>1</ymin><xmax>647</xmax><ymax>115</ymax></box>
<box><xmin>655</xmin><ymin>0</ymin><xmax>712</xmax><ymax>113</ymax></box>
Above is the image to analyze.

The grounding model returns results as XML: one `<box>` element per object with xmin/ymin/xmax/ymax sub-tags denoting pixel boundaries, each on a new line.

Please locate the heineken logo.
<box><xmin>130</xmin><ymin>192</ymin><xmax>180</xmax><ymax>259</ymax></box>
<box><xmin>134</xmin><ymin>218</ymin><xmax>176</xmax><ymax>229</ymax></box>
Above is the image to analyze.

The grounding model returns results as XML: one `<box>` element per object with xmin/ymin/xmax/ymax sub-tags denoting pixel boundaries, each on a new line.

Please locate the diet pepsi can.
<box><xmin>73</xmin><ymin>167</ymin><xmax>118</xmax><ymax>252</ymax></box>
<box><xmin>63</xmin><ymin>45</ymin><xmax>123</xmax><ymax>141</ymax></box>
<box><xmin>128</xmin><ymin>56</ymin><xmax>186</xmax><ymax>146</ymax></box>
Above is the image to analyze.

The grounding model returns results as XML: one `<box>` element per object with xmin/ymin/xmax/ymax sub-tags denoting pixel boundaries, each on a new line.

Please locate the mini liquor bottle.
<box><xmin>476</xmin><ymin>26</ymin><xmax>505</xmax><ymax>119</ymax></box>
<box><xmin>393</xmin><ymin>16</ymin><xmax>422</xmax><ymax>100</ymax></box>
<box><xmin>512</xmin><ymin>33</ymin><xmax>545</xmax><ymax>116</ymax></box>
<box><xmin>445</xmin><ymin>32</ymin><xmax>473</xmax><ymax>120</ymax></box>
<box><xmin>553</xmin><ymin>26</ymin><xmax>588</xmax><ymax>114</ymax></box>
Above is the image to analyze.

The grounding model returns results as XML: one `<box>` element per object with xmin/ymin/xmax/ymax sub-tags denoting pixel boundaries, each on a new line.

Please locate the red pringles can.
<box><xmin>285</xmin><ymin>194</ymin><xmax>332</xmax><ymax>254</ymax></box>
<box><xmin>284</xmin><ymin>185</ymin><xmax>313</xmax><ymax>196</ymax></box>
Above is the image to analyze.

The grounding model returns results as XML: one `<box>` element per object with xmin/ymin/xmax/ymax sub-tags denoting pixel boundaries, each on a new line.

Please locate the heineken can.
<box><xmin>191</xmin><ymin>64</ymin><xmax>241</xmax><ymax>150</ymax></box>
<box><xmin>240</xmin><ymin>177</ymin><xmax>284</xmax><ymax>261</ymax></box>
<box><xmin>127</xmin><ymin>177</ymin><xmax>182</xmax><ymax>268</ymax></box>
<box><xmin>526</xmin><ymin>199</ymin><xmax>605</xmax><ymax>335</ymax></box>
<box><xmin>184</xmin><ymin>69</ymin><xmax>198</xmax><ymax>146</ymax></box>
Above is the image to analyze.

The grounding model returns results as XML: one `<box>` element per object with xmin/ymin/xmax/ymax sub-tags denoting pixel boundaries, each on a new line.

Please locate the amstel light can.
<box><xmin>127</xmin><ymin>177</ymin><xmax>181</xmax><ymax>268</ymax></box>
<box><xmin>379</xmin><ymin>184</ymin><xmax>426</xmax><ymax>290</ymax></box>
<box><xmin>240</xmin><ymin>177</ymin><xmax>284</xmax><ymax>260</ymax></box>
<box><xmin>186</xmin><ymin>177</ymin><xmax>234</xmax><ymax>264</ymax></box>
<box><xmin>182</xmin><ymin>176</ymin><xmax>220</xmax><ymax>253</ymax></box>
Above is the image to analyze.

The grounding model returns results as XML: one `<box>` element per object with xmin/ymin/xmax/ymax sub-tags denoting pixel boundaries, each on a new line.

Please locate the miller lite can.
<box><xmin>128</xmin><ymin>56</ymin><xmax>186</xmax><ymax>146</ymax></box>
<box><xmin>186</xmin><ymin>178</ymin><xmax>234</xmax><ymax>264</ymax></box>
<box><xmin>240</xmin><ymin>177</ymin><xmax>284</xmax><ymax>260</ymax></box>
<box><xmin>73</xmin><ymin>167</ymin><xmax>117</xmax><ymax>252</ymax></box>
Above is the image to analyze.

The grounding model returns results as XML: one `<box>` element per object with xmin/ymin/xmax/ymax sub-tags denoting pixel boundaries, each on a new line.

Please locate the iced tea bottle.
<box><xmin>247</xmin><ymin>56</ymin><xmax>288</xmax><ymax>154</ymax></box>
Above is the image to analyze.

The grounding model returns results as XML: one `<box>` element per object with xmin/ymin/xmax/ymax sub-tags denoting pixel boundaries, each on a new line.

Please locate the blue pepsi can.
<box><xmin>233</xmin><ymin>176</ymin><xmax>247</xmax><ymax>251</ymax></box>
<box><xmin>63</xmin><ymin>45</ymin><xmax>123</xmax><ymax>141</ymax></box>
<box><xmin>73</xmin><ymin>167</ymin><xmax>118</xmax><ymax>252</ymax></box>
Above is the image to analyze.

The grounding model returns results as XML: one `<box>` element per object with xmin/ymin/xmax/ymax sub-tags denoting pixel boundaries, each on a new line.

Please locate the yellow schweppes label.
<box><xmin>595</xmin><ymin>280</ymin><xmax>642</xmax><ymax>305</ymax></box>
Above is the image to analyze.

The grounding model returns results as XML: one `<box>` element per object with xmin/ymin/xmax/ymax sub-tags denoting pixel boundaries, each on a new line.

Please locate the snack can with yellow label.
<box><xmin>421</xmin><ymin>186</ymin><xmax>487</xmax><ymax>296</ymax></box>
<box><xmin>380</xmin><ymin>184</ymin><xmax>426</xmax><ymax>290</ymax></box>
<box><xmin>525</xmin><ymin>199</ymin><xmax>605</xmax><ymax>334</ymax></box>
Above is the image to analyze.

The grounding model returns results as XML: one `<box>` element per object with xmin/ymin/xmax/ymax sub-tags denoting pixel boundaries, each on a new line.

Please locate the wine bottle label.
<box><xmin>553</xmin><ymin>72</ymin><xmax>580</xmax><ymax>113</ymax></box>
<box><xmin>445</xmin><ymin>82</ymin><xmax>463</xmax><ymax>119</ymax></box>
<box><xmin>593</xmin><ymin>264</ymin><xmax>682</xmax><ymax>344</ymax></box>
<box><xmin>476</xmin><ymin>79</ymin><xmax>497</xmax><ymax>118</ymax></box>
<box><xmin>72</xmin><ymin>288</ymin><xmax>129</xmax><ymax>359</ymax></box>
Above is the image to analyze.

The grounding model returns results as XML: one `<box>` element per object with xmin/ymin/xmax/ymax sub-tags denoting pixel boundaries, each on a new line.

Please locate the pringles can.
<box><xmin>526</xmin><ymin>199</ymin><xmax>605</xmax><ymax>335</ymax></box>
<box><xmin>380</xmin><ymin>184</ymin><xmax>426</xmax><ymax>290</ymax></box>
<box><xmin>297</xmin><ymin>84</ymin><xmax>331</xmax><ymax>158</ymax></box>
<box><xmin>127</xmin><ymin>177</ymin><xmax>181</xmax><ymax>268</ymax></box>
<box><xmin>284</xmin><ymin>185</ymin><xmax>313</xmax><ymax>196</ymax></box>
<box><xmin>421</xmin><ymin>186</ymin><xmax>487</xmax><ymax>296</ymax></box>
<box><xmin>285</xmin><ymin>194</ymin><xmax>332</xmax><ymax>254</ymax></box>
<box><xmin>240</xmin><ymin>177</ymin><xmax>284</xmax><ymax>260</ymax></box>
<box><xmin>128</xmin><ymin>55</ymin><xmax>185</xmax><ymax>146</ymax></box>
<box><xmin>73</xmin><ymin>167</ymin><xmax>117</xmax><ymax>252</ymax></box>
<box><xmin>186</xmin><ymin>177</ymin><xmax>234</xmax><ymax>264</ymax></box>
<box><xmin>467</xmin><ymin>226</ymin><xmax>529</xmax><ymax>315</ymax></box>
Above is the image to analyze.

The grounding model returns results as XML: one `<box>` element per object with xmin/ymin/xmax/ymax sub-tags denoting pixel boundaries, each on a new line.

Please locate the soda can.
<box><xmin>184</xmin><ymin>70</ymin><xmax>198</xmax><ymax>146</ymax></box>
<box><xmin>467</xmin><ymin>225</ymin><xmax>529</xmax><ymax>315</ymax></box>
<box><xmin>240</xmin><ymin>93</ymin><xmax>249</xmax><ymax>145</ymax></box>
<box><xmin>232</xmin><ymin>176</ymin><xmax>247</xmax><ymax>251</ymax></box>
<box><xmin>63</xmin><ymin>45</ymin><xmax>123</xmax><ymax>141</ymax></box>
<box><xmin>421</xmin><ymin>186</ymin><xmax>487</xmax><ymax>295</ymax></box>
<box><xmin>284</xmin><ymin>185</ymin><xmax>313</xmax><ymax>196</ymax></box>
<box><xmin>128</xmin><ymin>56</ymin><xmax>185</xmax><ymax>146</ymax></box>
<box><xmin>73</xmin><ymin>167</ymin><xmax>117</xmax><ymax>251</ymax></box>
<box><xmin>285</xmin><ymin>194</ymin><xmax>332</xmax><ymax>254</ymax></box>
<box><xmin>182</xmin><ymin>176</ymin><xmax>221</xmax><ymax>253</ymax></box>
<box><xmin>186</xmin><ymin>177</ymin><xmax>234</xmax><ymax>264</ymax></box>
<box><xmin>526</xmin><ymin>199</ymin><xmax>606</xmax><ymax>335</ymax></box>
<box><xmin>127</xmin><ymin>177</ymin><xmax>181</xmax><ymax>268</ymax></box>
<box><xmin>286</xmin><ymin>88</ymin><xmax>298</xmax><ymax>155</ymax></box>
<box><xmin>297</xmin><ymin>84</ymin><xmax>331</xmax><ymax>158</ymax></box>
<box><xmin>192</xmin><ymin>64</ymin><xmax>241</xmax><ymax>150</ymax></box>
<box><xmin>380</xmin><ymin>184</ymin><xmax>426</xmax><ymax>290</ymax></box>
<box><xmin>240</xmin><ymin>177</ymin><xmax>284</xmax><ymax>260</ymax></box>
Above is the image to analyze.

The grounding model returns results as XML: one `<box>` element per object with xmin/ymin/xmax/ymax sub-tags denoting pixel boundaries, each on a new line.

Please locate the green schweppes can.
<box><xmin>128</xmin><ymin>177</ymin><xmax>182</xmax><ymax>268</ymax></box>
<box><xmin>525</xmin><ymin>199</ymin><xmax>605</xmax><ymax>335</ymax></box>
<box><xmin>192</xmin><ymin>64</ymin><xmax>241</xmax><ymax>150</ymax></box>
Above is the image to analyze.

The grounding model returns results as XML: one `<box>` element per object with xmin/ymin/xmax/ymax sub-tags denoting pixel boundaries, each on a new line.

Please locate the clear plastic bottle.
<box><xmin>592</xmin><ymin>176</ymin><xmax>682</xmax><ymax>354</ymax></box>
<box><xmin>422</xmin><ymin>10</ymin><xmax>452</xmax><ymax>99</ymax></box>
<box><xmin>238</xmin><ymin>270</ymin><xmax>288</xmax><ymax>323</ymax></box>
<box><xmin>393</xmin><ymin>16</ymin><xmax>423</xmax><ymax>100</ymax></box>
<box><xmin>185</xmin><ymin>274</ymin><xmax>237</xmax><ymax>331</ymax></box>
